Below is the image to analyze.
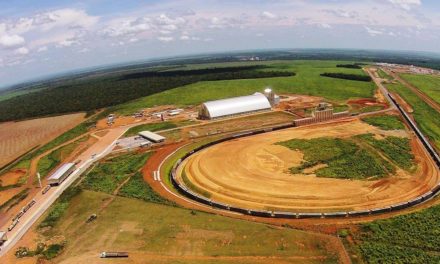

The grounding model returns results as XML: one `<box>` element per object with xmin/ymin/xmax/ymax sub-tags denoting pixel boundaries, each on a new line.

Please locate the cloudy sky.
<box><xmin>0</xmin><ymin>0</ymin><xmax>439</xmax><ymax>87</ymax></box>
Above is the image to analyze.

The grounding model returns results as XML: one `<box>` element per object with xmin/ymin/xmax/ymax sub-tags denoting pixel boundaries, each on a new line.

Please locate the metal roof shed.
<box><xmin>138</xmin><ymin>131</ymin><xmax>166</xmax><ymax>143</ymax></box>
<box><xmin>47</xmin><ymin>163</ymin><xmax>76</xmax><ymax>182</ymax></box>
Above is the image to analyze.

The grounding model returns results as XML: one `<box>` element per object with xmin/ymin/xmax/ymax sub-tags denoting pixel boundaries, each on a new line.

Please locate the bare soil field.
<box><xmin>179</xmin><ymin>119</ymin><xmax>439</xmax><ymax>212</ymax></box>
<box><xmin>0</xmin><ymin>113</ymin><xmax>85</xmax><ymax>169</ymax></box>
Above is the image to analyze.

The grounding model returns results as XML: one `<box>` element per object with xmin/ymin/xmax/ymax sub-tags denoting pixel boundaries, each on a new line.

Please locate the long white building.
<box><xmin>199</xmin><ymin>92</ymin><xmax>273</xmax><ymax>119</ymax></box>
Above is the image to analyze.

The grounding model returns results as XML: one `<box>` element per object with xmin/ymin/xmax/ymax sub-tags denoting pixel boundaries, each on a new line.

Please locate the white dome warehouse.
<box><xmin>198</xmin><ymin>92</ymin><xmax>273</xmax><ymax>119</ymax></box>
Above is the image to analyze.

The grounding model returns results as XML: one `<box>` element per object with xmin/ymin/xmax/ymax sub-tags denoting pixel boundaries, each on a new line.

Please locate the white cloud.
<box><xmin>158</xmin><ymin>36</ymin><xmax>174</xmax><ymax>42</ymax></box>
<box><xmin>256</xmin><ymin>33</ymin><xmax>264</xmax><ymax>37</ymax></box>
<box><xmin>319</xmin><ymin>23</ymin><xmax>332</xmax><ymax>29</ymax></box>
<box><xmin>365</xmin><ymin>26</ymin><xmax>384</xmax><ymax>36</ymax></box>
<box><xmin>0</xmin><ymin>34</ymin><xmax>25</xmax><ymax>47</ymax></box>
<box><xmin>261</xmin><ymin>11</ymin><xmax>277</xmax><ymax>19</ymax></box>
<box><xmin>180</xmin><ymin>35</ymin><xmax>190</xmax><ymax>40</ymax></box>
<box><xmin>14</xmin><ymin>47</ymin><xmax>29</xmax><ymax>55</ymax></box>
<box><xmin>37</xmin><ymin>46</ymin><xmax>47</xmax><ymax>52</ymax></box>
<box><xmin>387</xmin><ymin>0</ymin><xmax>421</xmax><ymax>11</ymax></box>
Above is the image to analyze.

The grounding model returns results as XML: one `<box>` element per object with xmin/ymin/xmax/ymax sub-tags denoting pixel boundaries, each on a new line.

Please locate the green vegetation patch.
<box><xmin>277</xmin><ymin>137</ymin><xmax>392</xmax><ymax>180</ymax></box>
<box><xmin>355</xmin><ymin>134</ymin><xmax>415</xmax><ymax>171</ymax></box>
<box><xmin>355</xmin><ymin>204</ymin><xmax>440</xmax><ymax>264</ymax></box>
<box><xmin>119</xmin><ymin>171</ymin><xmax>173</xmax><ymax>205</ymax></box>
<box><xmin>81</xmin><ymin>152</ymin><xmax>151</xmax><ymax>194</ymax></box>
<box><xmin>387</xmin><ymin>82</ymin><xmax>440</xmax><ymax>149</ymax></box>
<box><xmin>37</xmin><ymin>136</ymin><xmax>88</xmax><ymax>179</ymax></box>
<box><xmin>361</xmin><ymin>115</ymin><xmax>405</xmax><ymax>130</ymax></box>
<box><xmin>123</xmin><ymin>121</ymin><xmax>177</xmax><ymax>137</ymax></box>
<box><xmin>39</xmin><ymin>186</ymin><xmax>82</xmax><ymax>229</ymax></box>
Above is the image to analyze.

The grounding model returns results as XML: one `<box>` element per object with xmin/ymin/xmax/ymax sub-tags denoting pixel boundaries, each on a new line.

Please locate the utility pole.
<box><xmin>37</xmin><ymin>172</ymin><xmax>42</xmax><ymax>188</ymax></box>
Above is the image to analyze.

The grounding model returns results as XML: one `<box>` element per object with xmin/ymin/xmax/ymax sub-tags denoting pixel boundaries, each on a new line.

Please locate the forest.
<box><xmin>0</xmin><ymin>66</ymin><xmax>293</xmax><ymax>122</ymax></box>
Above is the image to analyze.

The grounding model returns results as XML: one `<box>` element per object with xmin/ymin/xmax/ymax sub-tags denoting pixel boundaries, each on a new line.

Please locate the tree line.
<box><xmin>320</xmin><ymin>73</ymin><xmax>372</xmax><ymax>82</ymax></box>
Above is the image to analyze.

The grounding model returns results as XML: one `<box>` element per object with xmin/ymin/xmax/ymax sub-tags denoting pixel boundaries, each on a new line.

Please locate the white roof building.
<box><xmin>47</xmin><ymin>163</ymin><xmax>76</xmax><ymax>181</ymax></box>
<box><xmin>138</xmin><ymin>131</ymin><xmax>166</xmax><ymax>142</ymax></box>
<box><xmin>199</xmin><ymin>92</ymin><xmax>272</xmax><ymax>119</ymax></box>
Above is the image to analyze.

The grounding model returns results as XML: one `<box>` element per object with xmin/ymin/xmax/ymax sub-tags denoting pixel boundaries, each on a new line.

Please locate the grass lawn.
<box><xmin>113</xmin><ymin>60</ymin><xmax>376</xmax><ymax>115</ymax></box>
<box><xmin>400</xmin><ymin>73</ymin><xmax>440</xmax><ymax>105</ymax></box>
<box><xmin>123</xmin><ymin>122</ymin><xmax>178</xmax><ymax>137</ymax></box>
<box><xmin>353</xmin><ymin>204</ymin><xmax>440</xmax><ymax>264</ymax></box>
<box><xmin>277</xmin><ymin>136</ymin><xmax>394</xmax><ymax>180</ymax></box>
<box><xmin>361</xmin><ymin>115</ymin><xmax>405</xmax><ymax>130</ymax></box>
<box><xmin>386</xmin><ymin>82</ymin><xmax>440</xmax><ymax>149</ymax></box>
<box><xmin>41</xmin><ymin>190</ymin><xmax>339</xmax><ymax>263</ymax></box>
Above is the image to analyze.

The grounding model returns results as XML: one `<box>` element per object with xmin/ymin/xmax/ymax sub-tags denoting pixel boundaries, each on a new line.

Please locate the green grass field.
<box><xmin>354</xmin><ymin>204</ymin><xmax>440</xmax><ymax>264</ymax></box>
<box><xmin>113</xmin><ymin>60</ymin><xmax>375</xmax><ymax>115</ymax></box>
<box><xmin>386</xmin><ymin>82</ymin><xmax>440</xmax><ymax>149</ymax></box>
<box><xmin>38</xmin><ymin>190</ymin><xmax>339</xmax><ymax>263</ymax></box>
<box><xmin>361</xmin><ymin>115</ymin><xmax>405</xmax><ymax>130</ymax></box>
<box><xmin>400</xmin><ymin>73</ymin><xmax>440</xmax><ymax>105</ymax></box>
<box><xmin>277</xmin><ymin>136</ymin><xmax>394</xmax><ymax>180</ymax></box>
<box><xmin>80</xmin><ymin>152</ymin><xmax>151</xmax><ymax>194</ymax></box>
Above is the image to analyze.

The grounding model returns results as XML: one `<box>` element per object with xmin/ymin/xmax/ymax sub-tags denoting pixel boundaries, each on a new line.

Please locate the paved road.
<box><xmin>0</xmin><ymin>127</ymin><xmax>127</xmax><ymax>257</ymax></box>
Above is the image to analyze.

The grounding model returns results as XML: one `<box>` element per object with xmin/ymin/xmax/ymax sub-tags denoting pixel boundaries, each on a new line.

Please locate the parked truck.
<box><xmin>100</xmin><ymin>252</ymin><xmax>129</xmax><ymax>258</ymax></box>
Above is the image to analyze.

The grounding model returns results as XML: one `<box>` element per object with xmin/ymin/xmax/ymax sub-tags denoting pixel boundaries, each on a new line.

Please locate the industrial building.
<box><xmin>198</xmin><ymin>89</ymin><xmax>279</xmax><ymax>120</ymax></box>
<box><xmin>294</xmin><ymin>102</ymin><xmax>349</xmax><ymax>126</ymax></box>
<box><xmin>47</xmin><ymin>163</ymin><xmax>76</xmax><ymax>186</ymax></box>
<box><xmin>138</xmin><ymin>131</ymin><xmax>165</xmax><ymax>143</ymax></box>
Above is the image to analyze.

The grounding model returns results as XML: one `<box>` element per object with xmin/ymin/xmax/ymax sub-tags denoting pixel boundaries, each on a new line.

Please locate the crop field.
<box><xmin>361</xmin><ymin>115</ymin><xmax>405</xmax><ymax>130</ymax></box>
<box><xmin>33</xmin><ymin>190</ymin><xmax>341</xmax><ymax>264</ymax></box>
<box><xmin>400</xmin><ymin>73</ymin><xmax>440</xmax><ymax>105</ymax></box>
<box><xmin>114</xmin><ymin>60</ymin><xmax>376</xmax><ymax>115</ymax></box>
<box><xmin>179</xmin><ymin>120</ymin><xmax>436</xmax><ymax>212</ymax></box>
<box><xmin>0</xmin><ymin>113</ymin><xmax>85</xmax><ymax>170</ymax></box>
<box><xmin>386</xmin><ymin>82</ymin><xmax>440</xmax><ymax>149</ymax></box>
<box><xmin>353</xmin><ymin>204</ymin><xmax>440</xmax><ymax>263</ymax></box>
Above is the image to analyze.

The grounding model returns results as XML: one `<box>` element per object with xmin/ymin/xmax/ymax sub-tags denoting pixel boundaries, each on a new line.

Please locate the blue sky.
<box><xmin>0</xmin><ymin>0</ymin><xmax>439</xmax><ymax>87</ymax></box>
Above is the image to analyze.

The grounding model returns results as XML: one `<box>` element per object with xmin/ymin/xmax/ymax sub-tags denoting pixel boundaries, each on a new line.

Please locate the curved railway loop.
<box><xmin>171</xmin><ymin>108</ymin><xmax>440</xmax><ymax>219</ymax></box>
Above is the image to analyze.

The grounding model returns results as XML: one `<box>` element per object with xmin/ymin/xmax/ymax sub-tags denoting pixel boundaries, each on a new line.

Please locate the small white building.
<box><xmin>138</xmin><ymin>131</ymin><xmax>165</xmax><ymax>143</ymax></box>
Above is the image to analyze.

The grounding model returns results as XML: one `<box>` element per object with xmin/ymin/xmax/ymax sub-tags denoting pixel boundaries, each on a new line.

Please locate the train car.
<box><xmin>421</xmin><ymin>191</ymin><xmax>434</xmax><ymax>201</ymax></box>
<box><xmin>298</xmin><ymin>212</ymin><xmax>322</xmax><ymax>218</ymax></box>
<box><xmin>391</xmin><ymin>202</ymin><xmax>409</xmax><ymax>211</ymax></box>
<box><xmin>407</xmin><ymin>196</ymin><xmax>423</xmax><ymax>206</ymax></box>
<box><xmin>348</xmin><ymin>210</ymin><xmax>371</xmax><ymax>217</ymax></box>
<box><xmin>273</xmin><ymin>211</ymin><xmax>297</xmax><ymax>219</ymax></box>
<box><xmin>323</xmin><ymin>212</ymin><xmax>348</xmax><ymax>218</ymax></box>
<box><xmin>42</xmin><ymin>185</ymin><xmax>51</xmax><ymax>194</ymax></box>
<box><xmin>249</xmin><ymin>210</ymin><xmax>272</xmax><ymax>217</ymax></box>
<box><xmin>371</xmin><ymin>207</ymin><xmax>391</xmax><ymax>214</ymax></box>
<box><xmin>8</xmin><ymin>220</ymin><xmax>19</xmax><ymax>232</ymax></box>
